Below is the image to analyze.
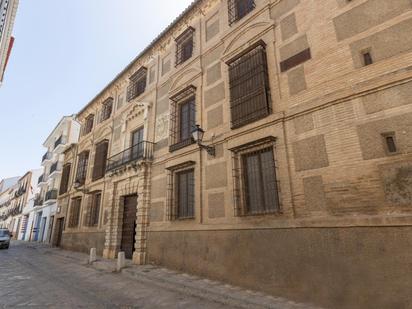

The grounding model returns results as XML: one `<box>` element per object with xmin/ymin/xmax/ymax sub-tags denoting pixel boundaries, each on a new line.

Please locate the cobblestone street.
<box><xmin>0</xmin><ymin>242</ymin><xmax>316</xmax><ymax>309</ymax></box>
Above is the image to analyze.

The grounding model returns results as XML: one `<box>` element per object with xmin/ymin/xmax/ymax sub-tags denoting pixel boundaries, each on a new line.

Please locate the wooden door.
<box><xmin>120</xmin><ymin>195</ymin><xmax>138</xmax><ymax>259</ymax></box>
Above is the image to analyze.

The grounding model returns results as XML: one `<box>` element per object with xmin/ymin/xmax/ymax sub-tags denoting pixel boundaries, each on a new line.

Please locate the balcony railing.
<box><xmin>34</xmin><ymin>196</ymin><xmax>43</xmax><ymax>206</ymax></box>
<box><xmin>54</xmin><ymin>135</ymin><xmax>67</xmax><ymax>149</ymax></box>
<box><xmin>45</xmin><ymin>189</ymin><xmax>58</xmax><ymax>201</ymax></box>
<box><xmin>50</xmin><ymin>162</ymin><xmax>62</xmax><ymax>175</ymax></box>
<box><xmin>42</xmin><ymin>152</ymin><xmax>52</xmax><ymax>163</ymax></box>
<box><xmin>106</xmin><ymin>141</ymin><xmax>155</xmax><ymax>173</ymax></box>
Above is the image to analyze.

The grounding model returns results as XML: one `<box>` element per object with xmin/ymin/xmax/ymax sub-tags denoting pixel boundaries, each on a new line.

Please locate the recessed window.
<box><xmin>175</xmin><ymin>27</ymin><xmax>194</xmax><ymax>66</ymax></box>
<box><xmin>127</xmin><ymin>67</ymin><xmax>147</xmax><ymax>102</ymax></box>
<box><xmin>176</xmin><ymin>169</ymin><xmax>195</xmax><ymax>219</ymax></box>
<box><xmin>68</xmin><ymin>198</ymin><xmax>81</xmax><ymax>228</ymax></box>
<box><xmin>83</xmin><ymin>115</ymin><xmax>94</xmax><ymax>135</ymax></box>
<box><xmin>75</xmin><ymin>151</ymin><xmax>89</xmax><ymax>185</ymax></box>
<box><xmin>85</xmin><ymin>192</ymin><xmax>101</xmax><ymax>227</ymax></box>
<box><xmin>92</xmin><ymin>140</ymin><xmax>109</xmax><ymax>181</ymax></box>
<box><xmin>59</xmin><ymin>163</ymin><xmax>71</xmax><ymax>195</ymax></box>
<box><xmin>228</xmin><ymin>42</ymin><xmax>271</xmax><ymax>128</ymax></box>
<box><xmin>99</xmin><ymin>98</ymin><xmax>113</xmax><ymax>123</ymax></box>
<box><xmin>382</xmin><ymin>132</ymin><xmax>397</xmax><ymax>154</ymax></box>
<box><xmin>228</xmin><ymin>0</ymin><xmax>255</xmax><ymax>26</ymax></box>
<box><xmin>362</xmin><ymin>50</ymin><xmax>373</xmax><ymax>66</ymax></box>
<box><xmin>169</xmin><ymin>86</ymin><xmax>196</xmax><ymax>152</ymax></box>
<box><xmin>232</xmin><ymin>138</ymin><xmax>280</xmax><ymax>216</ymax></box>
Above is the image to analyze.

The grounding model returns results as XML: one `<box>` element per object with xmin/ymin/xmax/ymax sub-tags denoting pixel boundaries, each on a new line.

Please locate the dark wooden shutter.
<box><xmin>228</xmin><ymin>43</ymin><xmax>270</xmax><ymax>128</ymax></box>
<box><xmin>69</xmin><ymin>198</ymin><xmax>81</xmax><ymax>227</ymax></box>
<box><xmin>92</xmin><ymin>142</ymin><xmax>108</xmax><ymax>181</ymax></box>
<box><xmin>59</xmin><ymin>164</ymin><xmax>71</xmax><ymax>195</ymax></box>
<box><xmin>177</xmin><ymin>169</ymin><xmax>194</xmax><ymax>219</ymax></box>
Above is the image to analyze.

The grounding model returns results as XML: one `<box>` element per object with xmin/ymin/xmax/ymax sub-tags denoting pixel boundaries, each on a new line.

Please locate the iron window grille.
<box><xmin>85</xmin><ymin>192</ymin><xmax>101</xmax><ymax>227</ymax></box>
<box><xmin>59</xmin><ymin>164</ymin><xmax>71</xmax><ymax>195</ymax></box>
<box><xmin>68</xmin><ymin>198</ymin><xmax>81</xmax><ymax>228</ymax></box>
<box><xmin>228</xmin><ymin>42</ymin><xmax>271</xmax><ymax>129</ymax></box>
<box><xmin>75</xmin><ymin>151</ymin><xmax>89</xmax><ymax>185</ymax></box>
<box><xmin>228</xmin><ymin>0</ymin><xmax>255</xmax><ymax>26</ymax></box>
<box><xmin>166</xmin><ymin>161</ymin><xmax>196</xmax><ymax>221</ymax></box>
<box><xmin>175</xmin><ymin>27</ymin><xmax>195</xmax><ymax>66</ymax></box>
<box><xmin>231</xmin><ymin>137</ymin><xmax>280</xmax><ymax>216</ymax></box>
<box><xmin>169</xmin><ymin>86</ymin><xmax>196</xmax><ymax>152</ymax></box>
<box><xmin>92</xmin><ymin>140</ymin><xmax>109</xmax><ymax>181</ymax></box>
<box><xmin>127</xmin><ymin>67</ymin><xmax>147</xmax><ymax>102</ymax></box>
<box><xmin>83</xmin><ymin>115</ymin><xmax>94</xmax><ymax>135</ymax></box>
<box><xmin>100</xmin><ymin>98</ymin><xmax>113</xmax><ymax>123</ymax></box>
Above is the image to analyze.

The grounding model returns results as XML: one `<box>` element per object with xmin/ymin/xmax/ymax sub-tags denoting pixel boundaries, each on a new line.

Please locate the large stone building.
<box><xmin>52</xmin><ymin>0</ymin><xmax>412</xmax><ymax>308</ymax></box>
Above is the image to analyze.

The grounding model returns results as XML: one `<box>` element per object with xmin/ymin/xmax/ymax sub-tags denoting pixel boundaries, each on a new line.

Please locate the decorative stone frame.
<box><xmin>166</xmin><ymin>161</ymin><xmax>196</xmax><ymax>221</ymax></box>
<box><xmin>230</xmin><ymin>136</ymin><xmax>282</xmax><ymax>217</ymax></box>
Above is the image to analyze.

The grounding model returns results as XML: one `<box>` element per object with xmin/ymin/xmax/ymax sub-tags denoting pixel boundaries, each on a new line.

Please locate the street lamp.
<box><xmin>192</xmin><ymin>125</ymin><xmax>215</xmax><ymax>156</ymax></box>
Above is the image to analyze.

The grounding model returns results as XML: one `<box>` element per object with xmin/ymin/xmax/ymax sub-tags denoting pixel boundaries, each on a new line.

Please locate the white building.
<box><xmin>0</xmin><ymin>0</ymin><xmax>19</xmax><ymax>85</ymax></box>
<box><xmin>35</xmin><ymin>115</ymin><xmax>80</xmax><ymax>243</ymax></box>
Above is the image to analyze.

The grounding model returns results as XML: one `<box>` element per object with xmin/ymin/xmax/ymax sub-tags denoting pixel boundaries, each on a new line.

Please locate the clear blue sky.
<box><xmin>0</xmin><ymin>0</ymin><xmax>193</xmax><ymax>179</ymax></box>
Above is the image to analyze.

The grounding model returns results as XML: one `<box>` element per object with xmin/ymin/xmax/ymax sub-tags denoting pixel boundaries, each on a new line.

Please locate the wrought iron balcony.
<box><xmin>54</xmin><ymin>135</ymin><xmax>67</xmax><ymax>149</ymax></box>
<box><xmin>45</xmin><ymin>189</ymin><xmax>58</xmax><ymax>201</ymax></box>
<box><xmin>106</xmin><ymin>141</ymin><xmax>155</xmax><ymax>173</ymax></box>
<box><xmin>42</xmin><ymin>151</ymin><xmax>52</xmax><ymax>163</ymax></box>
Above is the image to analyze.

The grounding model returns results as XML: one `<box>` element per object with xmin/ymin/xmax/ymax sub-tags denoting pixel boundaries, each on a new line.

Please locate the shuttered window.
<box><xmin>176</xmin><ymin>169</ymin><xmax>195</xmax><ymax>219</ymax></box>
<box><xmin>76</xmin><ymin>151</ymin><xmax>89</xmax><ymax>185</ymax></box>
<box><xmin>85</xmin><ymin>192</ymin><xmax>101</xmax><ymax>227</ymax></box>
<box><xmin>127</xmin><ymin>67</ymin><xmax>147</xmax><ymax>102</ymax></box>
<box><xmin>59</xmin><ymin>164</ymin><xmax>71</xmax><ymax>195</ymax></box>
<box><xmin>92</xmin><ymin>141</ymin><xmax>109</xmax><ymax>181</ymax></box>
<box><xmin>242</xmin><ymin>147</ymin><xmax>279</xmax><ymax>215</ymax></box>
<box><xmin>68</xmin><ymin>198</ymin><xmax>81</xmax><ymax>228</ymax></box>
<box><xmin>228</xmin><ymin>43</ymin><xmax>271</xmax><ymax>129</ymax></box>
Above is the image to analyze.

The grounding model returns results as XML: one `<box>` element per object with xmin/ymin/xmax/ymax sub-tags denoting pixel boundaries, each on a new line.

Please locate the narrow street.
<box><xmin>0</xmin><ymin>242</ymin><xmax>237</xmax><ymax>308</ymax></box>
<box><xmin>0</xmin><ymin>242</ymin><xmax>313</xmax><ymax>309</ymax></box>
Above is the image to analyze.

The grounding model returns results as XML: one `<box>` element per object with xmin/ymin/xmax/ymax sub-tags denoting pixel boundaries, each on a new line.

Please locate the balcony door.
<box><xmin>131</xmin><ymin>128</ymin><xmax>144</xmax><ymax>160</ymax></box>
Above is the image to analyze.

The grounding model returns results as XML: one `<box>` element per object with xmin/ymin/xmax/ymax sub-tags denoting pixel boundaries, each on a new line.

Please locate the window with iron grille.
<box><xmin>231</xmin><ymin>138</ymin><xmax>280</xmax><ymax>216</ymax></box>
<box><xmin>100</xmin><ymin>98</ymin><xmax>113</xmax><ymax>122</ymax></box>
<box><xmin>228</xmin><ymin>0</ymin><xmax>255</xmax><ymax>26</ymax></box>
<box><xmin>228</xmin><ymin>42</ymin><xmax>271</xmax><ymax>129</ymax></box>
<box><xmin>92</xmin><ymin>140</ymin><xmax>108</xmax><ymax>181</ymax></box>
<box><xmin>175</xmin><ymin>27</ymin><xmax>195</xmax><ymax>66</ymax></box>
<box><xmin>83</xmin><ymin>115</ymin><xmax>94</xmax><ymax>135</ymax></box>
<box><xmin>169</xmin><ymin>86</ymin><xmax>196</xmax><ymax>152</ymax></box>
<box><xmin>68</xmin><ymin>198</ymin><xmax>81</xmax><ymax>228</ymax></box>
<box><xmin>59</xmin><ymin>164</ymin><xmax>71</xmax><ymax>195</ymax></box>
<box><xmin>75</xmin><ymin>151</ymin><xmax>89</xmax><ymax>185</ymax></box>
<box><xmin>85</xmin><ymin>192</ymin><xmax>101</xmax><ymax>227</ymax></box>
<box><xmin>127</xmin><ymin>67</ymin><xmax>147</xmax><ymax>102</ymax></box>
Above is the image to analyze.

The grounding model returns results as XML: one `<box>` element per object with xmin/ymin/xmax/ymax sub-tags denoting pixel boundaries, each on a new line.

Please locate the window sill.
<box><xmin>169</xmin><ymin>138</ymin><xmax>195</xmax><ymax>152</ymax></box>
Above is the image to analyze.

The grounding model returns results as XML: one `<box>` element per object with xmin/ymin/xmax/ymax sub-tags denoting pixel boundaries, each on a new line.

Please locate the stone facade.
<box><xmin>54</xmin><ymin>1</ymin><xmax>412</xmax><ymax>308</ymax></box>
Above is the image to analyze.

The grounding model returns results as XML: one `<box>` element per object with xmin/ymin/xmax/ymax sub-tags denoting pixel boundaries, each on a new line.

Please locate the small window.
<box><xmin>176</xmin><ymin>169</ymin><xmax>195</xmax><ymax>219</ymax></box>
<box><xmin>83</xmin><ymin>115</ymin><xmax>94</xmax><ymax>135</ymax></box>
<box><xmin>85</xmin><ymin>192</ymin><xmax>101</xmax><ymax>227</ymax></box>
<box><xmin>68</xmin><ymin>198</ymin><xmax>82</xmax><ymax>228</ymax></box>
<box><xmin>100</xmin><ymin>98</ymin><xmax>113</xmax><ymax>122</ymax></box>
<box><xmin>228</xmin><ymin>0</ymin><xmax>255</xmax><ymax>26</ymax></box>
<box><xmin>175</xmin><ymin>28</ymin><xmax>194</xmax><ymax>66</ymax></box>
<box><xmin>75</xmin><ymin>151</ymin><xmax>89</xmax><ymax>185</ymax></box>
<box><xmin>127</xmin><ymin>67</ymin><xmax>147</xmax><ymax>102</ymax></box>
<box><xmin>382</xmin><ymin>132</ymin><xmax>397</xmax><ymax>154</ymax></box>
<box><xmin>362</xmin><ymin>51</ymin><xmax>373</xmax><ymax>66</ymax></box>
<box><xmin>169</xmin><ymin>86</ymin><xmax>196</xmax><ymax>152</ymax></box>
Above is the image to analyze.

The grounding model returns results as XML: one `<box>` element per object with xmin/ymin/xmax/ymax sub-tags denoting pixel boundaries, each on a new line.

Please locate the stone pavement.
<box><xmin>0</xmin><ymin>241</ymin><xmax>321</xmax><ymax>308</ymax></box>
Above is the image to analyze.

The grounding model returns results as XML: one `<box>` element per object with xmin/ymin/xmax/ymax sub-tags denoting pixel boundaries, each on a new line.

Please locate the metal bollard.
<box><xmin>89</xmin><ymin>248</ymin><xmax>97</xmax><ymax>264</ymax></box>
<box><xmin>117</xmin><ymin>251</ymin><xmax>126</xmax><ymax>272</ymax></box>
